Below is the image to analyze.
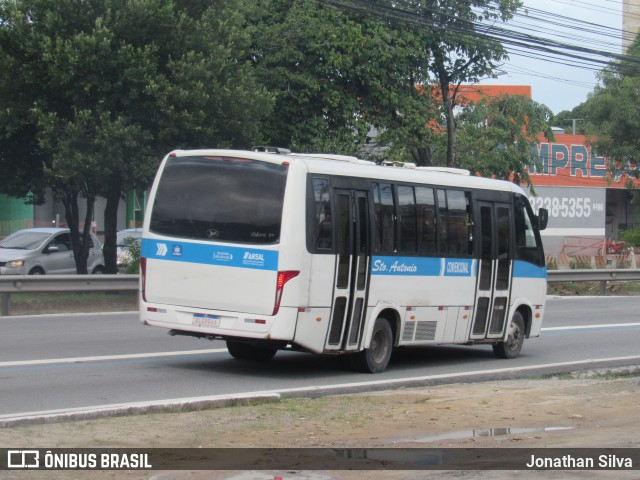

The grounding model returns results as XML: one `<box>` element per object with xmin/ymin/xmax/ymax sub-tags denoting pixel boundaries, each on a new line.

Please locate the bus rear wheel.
<box><xmin>493</xmin><ymin>311</ymin><xmax>525</xmax><ymax>359</ymax></box>
<box><xmin>351</xmin><ymin>316</ymin><xmax>393</xmax><ymax>373</ymax></box>
<box><xmin>226</xmin><ymin>340</ymin><xmax>278</xmax><ymax>362</ymax></box>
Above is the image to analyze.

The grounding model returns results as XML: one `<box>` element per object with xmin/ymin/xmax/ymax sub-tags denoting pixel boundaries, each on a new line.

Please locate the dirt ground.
<box><xmin>2</xmin><ymin>370</ymin><xmax>639</xmax><ymax>479</ymax></box>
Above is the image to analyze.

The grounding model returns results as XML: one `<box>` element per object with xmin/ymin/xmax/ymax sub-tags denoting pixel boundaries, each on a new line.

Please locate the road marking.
<box><xmin>0</xmin><ymin>393</ymin><xmax>281</xmax><ymax>427</ymax></box>
<box><xmin>2</xmin><ymin>354</ymin><xmax>640</xmax><ymax>426</ymax></box>
<box><xmin>542</xmin><ymin>323</ymin><xmax>640</xmax><ymax>333</ymax></box>
<box><xmin>2</xmin><ymin>323</ymin><xmax>639</xmax><ymax>368</ymax></box>
<box><xmin>543</xmin><ymin>322</ymin><xmax>640</xmax><ymax>331</ymax></box>
<box><xmin>0</xmin><ymin>349</ymin><xmax>227</xmax><ymax>368</ymax></box>
<box><xmin>253</xmin><ymin>354</ymin><xmax>640</xmax><ymax>394</ymax></box>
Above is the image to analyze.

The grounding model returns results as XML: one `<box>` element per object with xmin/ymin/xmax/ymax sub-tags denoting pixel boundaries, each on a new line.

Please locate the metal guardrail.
<box><xmin>0</xmin><ymin>270</ymin><xmax>639</xmax><ymax>316</ymax></box>
<box><xmin>0</xmin><ymin>274</ymin><xmax>139</xmax><ymax>294</ymax></box>
<box><xmin>547</xmin><ymin>269</ymin><xmax>640</xmax><ymax>283</ymax></box>
<box><xmin>547</xmin><ymin>269</ymin><xmax>640</xmax><ymax>296</ymax></box>
<box><xmin>0</xmin><ymin>274</ymin><xmax>138</xmax><ymax>316</ymax></box>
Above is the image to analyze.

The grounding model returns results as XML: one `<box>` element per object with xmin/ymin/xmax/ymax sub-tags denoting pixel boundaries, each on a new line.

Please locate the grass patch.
<box><xmin>6</xmin><ymin>291</ymin><xmax>138</xmax><ymax>315</ymax></box>
<box><xmin>547</xmin><ymin>281</ymin><xmax>640</xmax><ymax>296</ymax></box>
<box><xmin>548</xmin><ymin>366</ymin><xmax>640</xmax><ymax>381</ymax></box>
<box><xmin>547</xmin><ymin>281</ymin><xmax>594</xmax><ymax>296</ymax></box>
<box><xmin>623</xmin><ymin>281</ymin><xmax>640</xmax><ymax>295</ymax></box>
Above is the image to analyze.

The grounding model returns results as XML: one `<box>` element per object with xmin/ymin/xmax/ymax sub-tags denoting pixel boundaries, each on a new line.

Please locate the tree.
<box><xmin>250</xmin><ymin>0</ymin><xmax>373</xmax><ymax>155</ymax></box>
<box><xmin>0</xmin><ymin>0</ymin><xmax>272</xmax><ymax>273</ymax></box>
<box><xmin>0</xmin><ymin>0</ymin><xmax>51</xmax><ymax>204</ymax></box>
<box><xmin>456</xmin><ymin>94</ymin><xmax>554</xmax><ymax>187</ymax></box>
<box><xmin>552</xmin><ymin>103</ymin><xmax>588</xmax><ymax>135</ymax></box>
<box><xmin>582</xmin><ymin>36</ymin><xmax>640</xmax><ymax>186</ymax></box>
<box><xmin>319</xmin><ymin>0</ymin><xmax>522</xmax><ymax>167</ymax></box>
<box><xmin>250</xmin><ymin>0</ymin><xmax>446</xmax><ymax>162</ymax></box>
<box><xmin>366</xmin><ymin>84</ymin><xmax>443</xmax><ymax>166</ymax></box>
<box><xmin>349</xmin><ymin>20</ymin><xmax>442</xmax><ymax>165</ymax></box>
<box><xmin>420</xmin><ymin>0</ymin><xmax>522</xmax><ymax>167</ymax></box>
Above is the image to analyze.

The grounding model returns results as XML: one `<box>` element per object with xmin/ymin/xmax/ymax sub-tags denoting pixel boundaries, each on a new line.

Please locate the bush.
<box><xmin>122</xmin><ymin>237</ymin><xmax>141</xmax><ymax>274</ymax></box>
<box><xmin>620</xmin><ymin>227</ymin><xmax>640</xmax><ymax>247</ymax></box>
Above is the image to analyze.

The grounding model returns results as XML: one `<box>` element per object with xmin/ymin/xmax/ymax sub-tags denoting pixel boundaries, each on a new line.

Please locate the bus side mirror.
<box><xmin>537</xmin><ymin>208</ymin><xmax>549</xmax><ymax>231</ymax></box>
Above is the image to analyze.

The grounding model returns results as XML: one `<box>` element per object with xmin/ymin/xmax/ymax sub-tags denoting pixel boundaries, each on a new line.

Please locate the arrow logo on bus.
<box><xmin>156</xmin><ymin>243</ymin><xmax>168</xmax><ymax>256</ymax></box>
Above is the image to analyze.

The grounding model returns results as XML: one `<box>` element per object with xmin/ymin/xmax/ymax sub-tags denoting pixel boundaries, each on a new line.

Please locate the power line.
<box><xmin>505</xmin><ymin>64</ymin><xmax>597</xmax><ymax>90</ymax></box>
<box><xmin>317</xmin><ymin>0</ymin><xmax>640</xmax><ymax>111</ymax></box>
<box><xmin>321</xmin><ymin>0</ymin><xmax>640</xmax><ymax>73</ymax></box>
<box><xmin>507</xmin><ymin>6</ymin><xmax>629</xmax><ymax>50</ymax></box>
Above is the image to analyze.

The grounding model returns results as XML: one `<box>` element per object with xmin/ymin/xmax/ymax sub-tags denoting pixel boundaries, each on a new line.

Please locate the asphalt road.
<box><xmin>1</xmin><ymin>296</ymin><xmax>639</xmax><ymax>419</ymax></box>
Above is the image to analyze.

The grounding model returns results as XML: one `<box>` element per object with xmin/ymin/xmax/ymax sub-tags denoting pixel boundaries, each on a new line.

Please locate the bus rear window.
<box><xmin>150</xmin><ymin>156</ymin><xmax>288</xmax><ymax>244</ymax></box>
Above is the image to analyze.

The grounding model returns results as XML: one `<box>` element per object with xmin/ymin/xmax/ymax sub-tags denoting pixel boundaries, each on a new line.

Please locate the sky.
<box><xmin>477</xmin><ymin>0</ymin><xmax>625</xmax><ymax>115</ymax></box>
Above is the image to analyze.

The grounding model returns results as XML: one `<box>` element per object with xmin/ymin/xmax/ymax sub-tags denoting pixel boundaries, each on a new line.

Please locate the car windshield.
<box><xmin>0</xmin><ymin>231</ymin><xmax>51</xmax><ymax>250</ymax></box>
<box><xmin>117</xmin><ymin>231</ymin><xmax>142</xmax><ymax>247</ymax></box>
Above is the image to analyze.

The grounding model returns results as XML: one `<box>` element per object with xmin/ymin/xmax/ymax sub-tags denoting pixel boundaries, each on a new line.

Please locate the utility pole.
<box><xmin>568</xmin><ymin>118</ymin><xmax>583</xmax><ymax>134</ymax></box>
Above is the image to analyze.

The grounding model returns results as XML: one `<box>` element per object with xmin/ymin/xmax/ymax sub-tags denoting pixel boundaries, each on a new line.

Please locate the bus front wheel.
<box><xmin>226</xmin><ymin>340</ymin><xmax>278</xmax><ymax>362</ymax></box>
<box><xmin>351</xmin><ymin>317</ymin><xmax>393</xmax><ymax>373</ymax></box>
<box><xmin>493</xmin><ymin>311</ymin><xmax>525</xmax><ymax>359</ymax></box>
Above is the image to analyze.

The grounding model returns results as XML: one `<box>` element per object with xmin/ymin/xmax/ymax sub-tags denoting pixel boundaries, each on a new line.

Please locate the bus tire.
<box><xmin>226</xmin><ymin>340</ymin><xmax>278</xmax><ymax>362</ymax></box>
<box><xmin>351</xmin><ymin>316</ymin><xmax>393</xmax><ymax>373</ymax></box>
<box><xmin>493</xmin><ymin>311</ymin><xmax>525</xmax><ymax>359</ymax></box>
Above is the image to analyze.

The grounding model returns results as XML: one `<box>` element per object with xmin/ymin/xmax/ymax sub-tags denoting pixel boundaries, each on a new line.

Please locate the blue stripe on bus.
<box><xmin>513</xmin><ymin>261</ymin><xmax>547</xmax><ymax>279</ymax></box>
<box><xmin>371</xmin><ymin>257</ymin><xmax>476</xmax><ymax>277</ymax></box>
<box><xmin>141</xmin><ymin>238</ymin><xmax>279</xmax><ymax>271</ymax></box>
<box><xmin>371</xmin><ymin>257</ymin><xmax>546</xmax><ymax>279</ymax></box>
<box><xmin>443</xmin><ymin>258</ymin><xmax>476</xmax><ymax>277</ymax></box>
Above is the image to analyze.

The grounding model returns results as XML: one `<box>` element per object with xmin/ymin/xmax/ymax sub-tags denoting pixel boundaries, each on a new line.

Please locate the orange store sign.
<box><xmin>529</xmin><ymin>134</ymin><xmax>639</xmax><ymax>188</ymax></box>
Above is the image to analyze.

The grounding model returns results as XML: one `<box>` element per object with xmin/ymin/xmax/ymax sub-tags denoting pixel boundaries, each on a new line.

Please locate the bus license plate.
<box><xmin>192</xmin><ymin>313</ymin><xmax>220</xmax><ymax>328</ymax></box>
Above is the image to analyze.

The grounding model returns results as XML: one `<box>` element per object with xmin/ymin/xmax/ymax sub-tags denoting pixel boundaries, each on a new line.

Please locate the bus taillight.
<box><xmin>273</xmin><ymin>270</ymin><xmax>300</xmax><ymax>316</ymax></box>
<box><xmin>141</xmin><ymin>257</ymin><xmax>147</xmax><ymax>302</ymax></box>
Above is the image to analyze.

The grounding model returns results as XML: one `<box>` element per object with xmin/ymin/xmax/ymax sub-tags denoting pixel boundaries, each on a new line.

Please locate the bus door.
<box><xmin>325</xmin><ymin>189</ymin><xmax>371</xmax><ymax>352</ymax></box>
<box><xmin>470</xmin><ymin>201</ymin><xmax>513</xmax><ymax>340</ymax></box>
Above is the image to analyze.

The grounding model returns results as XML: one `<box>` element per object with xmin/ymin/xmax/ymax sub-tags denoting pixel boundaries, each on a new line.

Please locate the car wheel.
<box><xmin>28</xmin><ymin>267</ymin><xmax>45</xmax><ymax>275</ymax></box>
<box><xmin>226</xmin><ymin>340</ymin><xmax>278</xmax><ymax>361</ymax></box>
<box><xmin>92</xmin><ymin>266</ymin><xmax>105</xmax><ymax>274</ymax></box>
<box><xmin>350</xmin><ymin>316</ymin><xmax>393</xmax><ymax>373</ymax></box>
<box><xmin>493</xmin><ymin>311</ymin><xmax>525</xmax><ymax>359</ymax></box>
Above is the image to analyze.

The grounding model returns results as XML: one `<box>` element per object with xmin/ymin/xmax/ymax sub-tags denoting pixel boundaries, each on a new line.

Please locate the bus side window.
<box><xmin>514</xmin><ymin>195</ymin><xmax>544</xmax><ymax>266</ymax></box>
<box><xmin>416</xmin><ymin>187</ymin><xmax>437</xmax><ymax>255</ymax></box>
<box><xmin>448</xmin><ymin>190</ymin><xmax>472</xmax><ymax>256</ymax></box>
<box><xmin>373</xmin><ymin>183</ymin><xmax>395</xmax><ymax>253</ymax></box>
<box><xmin>313</xmin><ymin>178</ymin><xmax>333</xmax><ymax>250</ymax></box>
<box><xmin>398</xmin><ymin>185</ymin><xmax>417</xmax><ymax>253</ymax></box>
<box><xmin>437</xmin><ymin>189</ymin><xmax>448</xmax><ymax>254</ymax></box>
<box><xmin>438</xmin><ymin>189</ymin><xmax>472</xmax><ymax>256</ymax></box>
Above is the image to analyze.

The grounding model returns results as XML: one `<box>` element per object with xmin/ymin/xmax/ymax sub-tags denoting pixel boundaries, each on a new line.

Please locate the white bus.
<box><xmin>140</xmin><ymin>149</ymin><xmax>548</xmax><ymax>373</ymax></box>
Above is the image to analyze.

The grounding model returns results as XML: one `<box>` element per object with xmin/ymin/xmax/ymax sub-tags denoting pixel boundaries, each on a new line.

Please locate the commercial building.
<box><xmin>623</xmin><ymin>0</ymin><xmax>640</xmax><ymax>51</ymax></box>
<box><xmin>447</xmin><ymin>84</ymin><xmax>639</xmax><ymax>259</ymax></box>
<box><xmin>526</xmin><ymin>133</ymin><xmax>639</xmax><ymax>258</ymax></box>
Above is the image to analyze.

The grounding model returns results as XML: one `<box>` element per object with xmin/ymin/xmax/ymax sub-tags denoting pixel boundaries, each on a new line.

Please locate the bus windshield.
<box><xmin>149</xmin><ymin>156</ymin><xmax>288</xmax><ymax>244</ymax></box>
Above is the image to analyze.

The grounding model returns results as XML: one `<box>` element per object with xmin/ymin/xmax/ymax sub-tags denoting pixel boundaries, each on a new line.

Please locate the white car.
<box><xmin>116</xmin><ymin>228</ymin><xmax>142</xmax><ymax>271</ymax></box>
<box><xmin>0</xmin><ymin>228</ymin><xmax>105</xmax><ymax>275</ymax></box>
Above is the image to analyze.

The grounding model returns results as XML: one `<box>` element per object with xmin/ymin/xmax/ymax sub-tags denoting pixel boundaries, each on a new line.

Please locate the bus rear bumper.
<box><xmin>139</xmin><ymin>302</ymin><xmax>298</xmax><ymax>342</ymax></box>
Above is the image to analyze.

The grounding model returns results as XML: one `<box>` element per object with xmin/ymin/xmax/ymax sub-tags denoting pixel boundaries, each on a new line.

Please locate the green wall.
<box><xmin>0</xmin><ymin>194</ymin><xmax>34</xmax><ymax>237</ymax></box>
<box><xmin>125</xmin><ymin>189</ymin><xmax>145</xmax><ymax>229</ymax></box>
